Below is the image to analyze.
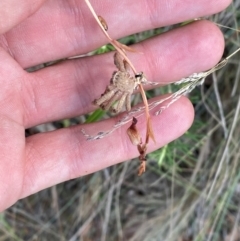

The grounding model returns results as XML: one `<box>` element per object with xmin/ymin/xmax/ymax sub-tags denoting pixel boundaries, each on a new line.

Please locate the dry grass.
<box><xmin>1</xmin><ymin>1</ymin><xmax>240</xmax><ymax>241</ymax></box>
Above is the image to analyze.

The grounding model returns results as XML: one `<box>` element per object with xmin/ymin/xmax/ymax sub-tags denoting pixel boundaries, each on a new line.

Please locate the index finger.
<box><xmin>3</xmin><ymin>0</ymin><xmax>231</xmax><ymax>68</ymax></box>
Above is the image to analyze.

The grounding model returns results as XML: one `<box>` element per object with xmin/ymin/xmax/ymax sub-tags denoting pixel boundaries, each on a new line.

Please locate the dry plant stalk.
<box><xmin>84</xmin><ymin>0</ymin><xmax>155</xmax><ymax>175</ymax></box>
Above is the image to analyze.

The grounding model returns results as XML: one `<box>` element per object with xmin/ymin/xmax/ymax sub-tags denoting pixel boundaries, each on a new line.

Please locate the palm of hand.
<box><xmin>0</xmin><ymin>0</ymin><xmax>229</xmax><ymax>211</ymax></box>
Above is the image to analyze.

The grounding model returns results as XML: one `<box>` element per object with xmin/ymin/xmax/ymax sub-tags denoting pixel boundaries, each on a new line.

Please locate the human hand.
<box><xmin>0</xmin><ymin>0</ymin><xmax>230</xmax><ymax>211</ymax></box>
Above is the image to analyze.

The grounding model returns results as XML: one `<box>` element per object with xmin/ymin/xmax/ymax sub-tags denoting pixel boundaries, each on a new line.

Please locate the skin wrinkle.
<box><xmin>18</xmin><ymin>76</ymin><xmax>26</xmax><ymax>126</ymax></box>
<box><xmin>73</xmin><ymin>138</ymin><xmax>101</xmax><ymax>176</ymax></box>
<box><xmin>24</xmin><ymin>140</ymin><xmax>46</xmax><ymax>196</ymax></box>
<box><xmin>62</xmin><ymin>1</ymin><xmax>88</xmax><ymax>54</ymax></box>
<box><xmin>137</xmin><ymin>40</ymin><xmax>156</xmax><ymax>83</ymax></box>
<box><xmin>28</xmin><ymin>69</ymin><xmax>74</xmax><ymax>125</ymax></box>
<box><xmin>0</xmin><ymin>79</ymin><xmax>24</xmax><ymax>126</ymax></box>
<box><xmin>0</xmin><ymin>116</ymin><xmax>25</xmax><ymax>205</ymax></box>
<box><xmin>142</xmin><ymin>40</ymin><xmax>164</xmax><ymax>83</ymax></box>
<box><xmin>0</xmin><ymin>155</ymin><xmax>21</xmax><ymax>202</ymax></box>
<box><xmin>68</xmin><ymin>128</ymin><xmax>87</xmax><ymax>179</ymax></box>
<box><xmin>69</xmin><ymin>0</ymin><xmax>104</xmax><ymax>52</ymax></box>
<box><xmin>73</xmin><ymin>58</ymin><xmax>96</xmax><ymax>111</ymax></box>
<box><xmin>28</xmin><ymin>0</ymin><xmax>44</xmax><ymax>13</ymax></box>
<box><xmin>144</xmin><ymin>0</ymin><xmax>163</xmax><ymax>29</ymax></box>
<box><xmin>0</xmin><ymin>34</ymin><xmax>15</xmax><ymax>58</ymax></box>
<box><xmin>22</xmin><ymin>74</ymin><xmax>39</xmax><ymax>127</ymax></box>
<box><xmin>23</xmin><ymin>132</ymin><xmax>70</xmax><ymax>197</ymax></box>
<box><xmin>0</xmin><ymin>0</ymin><xmax>46</xmax><ymax>34</ymax></box>
<box><xmin>22</xmin><ymin>140</ymin><xmax>39</xmax><ymax>197</ymax></box>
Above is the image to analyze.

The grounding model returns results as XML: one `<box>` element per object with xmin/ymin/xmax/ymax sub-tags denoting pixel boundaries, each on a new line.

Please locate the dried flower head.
<box><xmin>93</xmin><ymin>52</ymin><xmax>145</xmax><ymax>113</ymax></box>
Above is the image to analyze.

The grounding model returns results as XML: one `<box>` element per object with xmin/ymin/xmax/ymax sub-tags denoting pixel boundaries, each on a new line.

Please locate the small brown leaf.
<box><xmin>138</xmin><ymin>161</ymin><xmax>146</xmax><ymax>176</ymax></box>
<box><xmin>147</xmin><ymin>118</ymin><xmax>156</xmax><ymax>143</ymax></box>
<box><xmin>127</xmin><ymin>117</ymin><xmax>142</xmax><ymax>146</ymax></box>
<box><xmin>98</xmin><ymin>15</ymin><xmax>108</xmax><ymax>31</ymax></box>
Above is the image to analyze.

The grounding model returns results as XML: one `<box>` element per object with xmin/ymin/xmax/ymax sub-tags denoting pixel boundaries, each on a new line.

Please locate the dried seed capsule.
<box><xmin>127</xmin><ymin>117</ymin><xmax>142</xmax><ymax>146</ymax></box>
<box><xmin>98</xmin><ymin>15</ymin><xmax>108</xmax><ymax>31</ymax></box>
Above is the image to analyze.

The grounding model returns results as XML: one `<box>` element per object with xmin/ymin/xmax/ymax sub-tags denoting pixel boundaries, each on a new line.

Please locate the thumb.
<box><xmin>0</xmin><ymin>0</ymin><xmax>47</xmax><ymax>34</ymax></box>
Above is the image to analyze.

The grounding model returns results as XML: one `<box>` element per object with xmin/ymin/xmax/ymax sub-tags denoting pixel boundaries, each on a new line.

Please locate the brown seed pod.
<box><xmin>98</xmin><ymin>15</ymin><xmax>108</xmax><ymax>31</ymax></box>
<box><xmin>127</xmin><ymin>117</ymin><xmax>142</xmax><ymax>146</ymax></box>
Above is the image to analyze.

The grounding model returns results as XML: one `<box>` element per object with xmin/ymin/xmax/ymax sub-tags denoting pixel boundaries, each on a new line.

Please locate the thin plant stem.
<box><xmin>84</xmin><ymin>0</ymin><xmax>155</xmax><ymax>146</ymax></box>
<box><xmin>84</xmin><ymin>0</ymin><xmax>137</xmax><ymax>74</ymax></box>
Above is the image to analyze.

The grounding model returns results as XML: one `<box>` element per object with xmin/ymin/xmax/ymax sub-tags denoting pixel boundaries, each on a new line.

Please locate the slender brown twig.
<box><xmin>84</xmin><ymin>0</ymin><xmax>156</xmax><ymax>175</ymax></box>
